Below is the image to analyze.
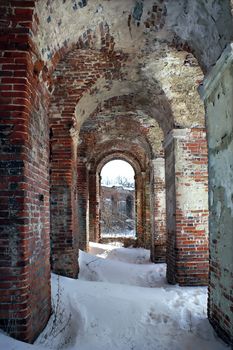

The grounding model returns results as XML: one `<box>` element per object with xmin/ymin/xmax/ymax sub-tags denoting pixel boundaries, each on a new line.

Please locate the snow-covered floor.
<box><xmin>0</xmin><ymin>242</ymin><xmax>229</xmax><ymax>350</ymax></box>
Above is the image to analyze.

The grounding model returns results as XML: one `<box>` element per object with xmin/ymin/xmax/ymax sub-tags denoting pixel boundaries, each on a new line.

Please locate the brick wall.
<box><xmin>165</xmin><ymin>128</ymin><xmax>209</xmax><ymax>286</ymax></box>
<box><xmin>88</xmin><ymin>172</ymin><xmax>98</xmax><ymax>242</ymax></box>
<box><xmin>49</xmin><ymin>48</ymin><xmax>128</xmax><ymax>270</ymax></box>
<box><xmin>77</xmin><ymin>160</ymin><xmax>89</xmax><ymax>251</ymax></box>
<box><xmin>0</xmin><ymin>1</ymin><xmax>51</xmax><ymax>342</ymax></box>
<box><xmin>49</xmin><ymin>121</ymin><xmax>79</xmax><ymax>277</ymax></box>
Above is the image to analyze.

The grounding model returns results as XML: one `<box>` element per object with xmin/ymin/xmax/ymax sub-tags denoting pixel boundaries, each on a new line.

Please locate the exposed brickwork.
<box><xmin>49</xmin><ymin>46</ymin><xmax>127</xmax><ymax>274</ymax></box>
<box><xmin>77</xmin><ymin>98</ymin><xmax>158</xmax><ymax>250</ymax></box>
<box><xmin>49</xmin><ymin>127</ymin><xmax>79</xmax><ymax>277</ymax></box>
<box><xmin>139</xmin><ymin>171</ymin><xmax>152</xmax><ymax>249</ymax></box>
<box><xmin>165</xmin><ymin>128</ymin><xmax>209</xmax><ymax>286</ymax></box>
<box><xmin>88</xmin><ymin>172</ymin><xmax>98</xmax><ymax>242</ymax></box>
<box><xmin>0</xmin><ymin>1</ymin><xmax>51</xmax><ymax>342</ymax></box>
<box><xmin>77</xmin><ymin>160</ymin><xmax>89</xmax><ymax>252</ymax></box>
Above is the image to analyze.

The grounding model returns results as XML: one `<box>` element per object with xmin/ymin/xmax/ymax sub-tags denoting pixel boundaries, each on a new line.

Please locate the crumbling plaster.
<box><xmin>35</xmin><ymin>0</ymin><xmax>233</xmax><ymax>72</ymax></box>
<box><xmin>79</xmin><ymin>109</ymin><xmax>163</xmax><ymax>160</ymax></box>
<box><xmin>200</xmin><ymin>43</ymin><xmax>233</xmax><ymax>343</ymax></box>
<box><xmin>72</xmin><ymin>48</ymin><xmax>204</xmax><ymax>135</ymax></box>
<box><xmin>38</xmin><ymin>0</ymin><xmax>210</xmax><ymax>136</ymax></box>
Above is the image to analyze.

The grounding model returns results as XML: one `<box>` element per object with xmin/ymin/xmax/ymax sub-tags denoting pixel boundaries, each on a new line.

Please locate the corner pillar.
<box><xmin>199</xmin><ymin>43</ymin><xmax>233</xmax><ymax>346</ymax></box>
<box><xmin>164</xmin><ymin>128</ymin><xmax>209</xmax><ymax>286</ymax></box>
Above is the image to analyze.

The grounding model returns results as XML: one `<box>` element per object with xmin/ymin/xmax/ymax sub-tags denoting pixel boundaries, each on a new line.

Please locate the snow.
<box><xmin>0</xmin><ymin>242</ymin><xmax>229</xmax><ymax>350</ymax></box>
<box><xmin>101</xmin><ymin>229</ymin><xmax>136</xmax><ymax>238</ymax></box>
<box><xmin>101</xmin><ymin>184</ymin><xmax>135</xmax><ymax>191</ymax></box>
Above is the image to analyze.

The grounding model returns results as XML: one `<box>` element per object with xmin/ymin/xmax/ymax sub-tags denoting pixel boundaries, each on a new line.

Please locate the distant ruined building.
<box><xmin>100</xmin><ymin>185</ymin><xmax>135</xmax><ymax>236</ymax></box>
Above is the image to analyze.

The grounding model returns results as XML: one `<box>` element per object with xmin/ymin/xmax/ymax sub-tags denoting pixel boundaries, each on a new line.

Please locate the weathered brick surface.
<box><xmin>50</xmin><ymin>130</ymin><xmax>79</xmax><ymax>277</ymax></box>
<box><xmin>77</xmin><ymin>160</ymin><xmax>89</xmax><ymax>251</ymax></box>
<box><xmin>0</xmin><ymin>1</ymin><xmax>51</xmax><ymax>342</ymax></box>
<box><xmin>165</xmin><ymin>128</ymin><xmax>209</xmax><ymax>286</ymax></box>
<box><xmin>88</xmin><ymin>171</ymin><xmax>99</xmax><ymax>243</ymax></box>
<box><xmin>49</xmin><ymin>48</ymin><xmax>128</xmax><ymax>270</ymax></box>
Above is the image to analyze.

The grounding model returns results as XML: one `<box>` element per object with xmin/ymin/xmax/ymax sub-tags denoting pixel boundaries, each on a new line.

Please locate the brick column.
<box><xmin>50</xmin><ymin>134</ymin><xmax>79</xmax><ymax>278</ymax></box>
<box><xmin>151</xmin><ymin>158</ymin><xmax>166</xmax><ymax>263</ymax></box>
<box><xmin>144</xmin><ymin>170</ymin><xmax>152</xmax><ymax>249</ymax></box>
<box><xmin>77</xmin><ymin>160</ymin><xmax>89</xmax><ymax>251</ymax></box>
<box><xmin>164</xmin><ymin>128</ymin><xmax>209</xmax><ymax>286</ymax></box>
<box><xmin>0</xmin><ymin>3</ymin><xmax>52</xmax><ymax>341</ymax></box>
<box><xmin>88</xmin><ymin>172</ymin><xmax>98</xmax><ymax>242</ymax></box>
<box><xmin>135</xmin><ymin>172</ymin><xmax>144</xmax><ymax>245</ymax></box>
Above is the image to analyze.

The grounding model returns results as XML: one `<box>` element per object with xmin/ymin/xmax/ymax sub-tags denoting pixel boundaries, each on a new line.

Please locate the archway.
<box><xmin>89</xmin><ymin>150</ymin><xmax>152</xmax><ymax>250</ymax></box>
<box><xmin>100</xmin><ymin>159</ymin><xmax>136</xmax><ymax>242</ymax></box>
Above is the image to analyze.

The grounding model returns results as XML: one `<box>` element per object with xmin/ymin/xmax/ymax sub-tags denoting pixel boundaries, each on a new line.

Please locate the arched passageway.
<box><xmin>99</xmin><ymin>160</ymin><xmax>136</xmax><ymax>240</ymax></box>
<box><xmin>0</xmin><ymin>0</ymin><xmax>233</xmax><ymax>347</ymax></box>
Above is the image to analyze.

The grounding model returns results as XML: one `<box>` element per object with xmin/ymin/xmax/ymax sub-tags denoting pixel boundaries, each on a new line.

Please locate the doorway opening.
<box><xmin>100</xmin><ymin>160</ymin><xmax>136</xmax><ymax>239</ymax></box>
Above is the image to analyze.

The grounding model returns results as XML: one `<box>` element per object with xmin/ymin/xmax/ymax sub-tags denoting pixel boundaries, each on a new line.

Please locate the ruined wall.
<box><xmin>50</xmin><ymin>133</ymin><xmax>79</xmax><ymax>277</ymax></box>
<box><xmin>200</xmin><ymin>45</ymin><xmax>233</xmax><ymax>345</ymax></box>
<box><xmin>0</xmin><ymin>1</ymin><xmax>51</xmax><ymax>342</ymax></box>
<box><xmin>165</xmin><ymin>129</ymin><xmax>209</xmax><ymax>286</ymax></box>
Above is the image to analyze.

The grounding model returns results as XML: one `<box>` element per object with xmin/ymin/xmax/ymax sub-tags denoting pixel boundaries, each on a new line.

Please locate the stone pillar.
<box><xmin>164</xmin><ymin>128</ymin><xmax>209</xmax><ymax>286</ymax></box>
<box><xmin>77</xmin><ymin>159</ymin><xmax>89</xmax><ymax>251</ymax></box>
<box><xmin>151</xmin><ymin>158</ymin><xmax>166</xmax><ymax>263</ymax></box>
<box><xmin>199</xmin><ymin>43</ymin><xmax>233</xmax><ymax>346</ymax></box>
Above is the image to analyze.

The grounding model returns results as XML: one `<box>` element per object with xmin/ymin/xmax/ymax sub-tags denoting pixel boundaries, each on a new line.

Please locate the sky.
<box><xmin>101</xmin><ymin>160</ymin><xmax>135</xmax><ymax>185</ymax></box>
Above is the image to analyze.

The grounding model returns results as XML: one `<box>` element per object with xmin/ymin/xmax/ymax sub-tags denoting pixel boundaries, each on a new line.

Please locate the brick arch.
<box><xmin>96</xmin><ymin>152</ymin><xmax>143</xmax><ymax>178</ymax></box>
<box><xmin>32</xmin><ymin>0</ymin><xmax>233</xmax><ymax>74</ymax></box>
<box><xmin>48</xmin><ymin>44</ymin><xmax>205</xmax><ymax>143</ymax></box>
<box><xmin>79</xmin><ymin>107</ymin><xmax>164</xmax><ymax>159</ymax></box>
<box><xmin>89</xmin><ymin>150</ymin><xmax>152</xmax><ymax>249</ymax></box>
